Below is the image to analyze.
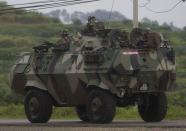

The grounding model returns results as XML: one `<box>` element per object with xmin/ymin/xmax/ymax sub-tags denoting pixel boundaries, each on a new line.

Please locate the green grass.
<box><xmin>166</xmin><ymin>105</ymin><xmax>186</xmax><ymax>120</ymax></box>
<box><xmin>0</xmin><ymin>23</ymin><xmax>63</xmax><ymax>37</ymax></box>
<box><xmin>0</xmin><ymin>104</ymin><xmax>185</xmax><ymax>120</ymax></box>
<box><xmin>0</xmin><ymin>105</ymin><xmax>25</xmax><ymax>119</ymax></box>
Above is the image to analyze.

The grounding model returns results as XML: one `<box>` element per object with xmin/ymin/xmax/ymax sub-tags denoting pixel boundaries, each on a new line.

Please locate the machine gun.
<box><xmin>33</xmin><ymin>41</ymin><xmax>55</xmax><ymax>53</ymax></box>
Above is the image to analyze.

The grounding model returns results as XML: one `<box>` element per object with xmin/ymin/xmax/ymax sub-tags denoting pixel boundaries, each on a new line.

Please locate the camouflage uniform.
<box><xmin>72</xmin><ymin>32</ymin><xmax>84</xmax><ymax>51</ymax></box>
<box><xmin>130</xmin><ymin>28</ymin><xmax>144</xmax><ymax>48</ymax></box>
<box><xmin>143</xmin><ymin>31</ymin><xmax>162</xmax><ymax>49</ymax></box>
<box><xmin>87</xmin><ymin>16</ymin><xmax>97</xmax><ymax>32</ymax></box>
<box><xmin>109</xmin><ymin>30</ymin><xmax>129</xmax><ymax>48</ymax></box>
<box><xmin>57</xmin><ymin>29</ymin><xmax>71</xmax><ymax>51</ymax></box>
<box><xmin>73</xmin><ymin>32</ymin><xmax>83</xmax><ymax>46</ymax></box>
<box><xmin>82</xmin><ymin>16</ymin><xmax>105</xmax><ymax>36</ymax></box>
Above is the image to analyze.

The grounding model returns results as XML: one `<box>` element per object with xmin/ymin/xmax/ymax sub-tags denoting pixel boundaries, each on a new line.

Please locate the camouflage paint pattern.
<box><xmin>9</xmin><ymin>27</ymin><xmax>176</xmax><ymax>106</ymax></box>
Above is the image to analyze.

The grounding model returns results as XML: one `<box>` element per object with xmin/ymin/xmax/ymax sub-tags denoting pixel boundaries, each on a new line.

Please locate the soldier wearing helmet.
<box><xmin>86</xmin><ymin>16</ymin><xmax>97</xmax><ymax>35</ymax></box>
<box><xmin>88</xmin><ymin>16</ymin><xmax>96</xmax><ymax>27</ymax></box>
<box><xmin>57</xmin><ymin>29</ymin><xmax>71</xmax><ymax>51</ymax></box>
<box><xmin>82</xmin><ymin>16</ymin><xmax>105</xmax><ymax>36</ymax></box>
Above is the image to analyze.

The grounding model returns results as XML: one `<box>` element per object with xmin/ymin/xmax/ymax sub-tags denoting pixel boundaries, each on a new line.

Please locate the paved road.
<box><xmin>0</xmin><ymin>120</ymin><xmax>185</xmax><ymax>128</ymax></box>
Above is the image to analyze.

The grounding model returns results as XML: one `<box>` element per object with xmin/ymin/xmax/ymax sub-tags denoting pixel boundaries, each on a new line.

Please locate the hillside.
<box><xmin>0</xmin><ymin>2</ymin><xmax>64</xmax><ymax>104</ymax></box>
<box><xmin>46</xmin><ymin>9</ymin><xmax>128</xmax><ymax>23</ymax></box>
<box><xmin>0</xmin><ymin>2</ymin><xmax>186</xmax><ymax>119</ymax></box>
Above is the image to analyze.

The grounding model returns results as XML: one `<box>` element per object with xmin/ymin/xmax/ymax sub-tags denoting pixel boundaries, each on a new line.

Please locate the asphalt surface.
<box><xmin>0</xmin><ymin>120</ymin><xmax>185</xmax><ymax>128</ymax></box>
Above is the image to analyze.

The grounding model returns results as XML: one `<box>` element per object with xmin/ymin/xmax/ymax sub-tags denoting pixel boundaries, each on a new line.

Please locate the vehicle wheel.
<box><xmin>138</xmin><ymin>92</ymin><xmax>167</xmax><ymax>122</ymax></box>
<box><xmin>24</xmin><ymin>89</ymin><xmax>53</xmax><ymax>123</ymax></box>
<box><xmin>87</xmin><ymin>89</ymin><xmax>116</xmax><ymax>124</ymax></box>
<box><xmin>75</xmin><ymin>105</ymin><xmax>89</xmax><ymax>122</ymax></box>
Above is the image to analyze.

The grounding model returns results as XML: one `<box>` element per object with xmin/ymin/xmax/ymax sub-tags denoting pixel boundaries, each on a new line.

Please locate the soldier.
<box><xmin>73</xmin><ymin>32</ymin><xmax>83</xmax><ymax>46</ymax></box>
<box><xmin>57</xmin><ymin>29</ymin><xmax>71</xmax><ymax>51</ymax></box>
<box><xmin>130</xmin><ymin>28</ymin><xmax>144</xmax><ymax>48</ymax></box>
<box><xmin>82</xmin><ymin>16</ymin><xmax>105</xmax><ymax>36</ymax></box>
<box><xmin>82</xmin><ymin>16</ymin><xmax>97</xmax><ymax>36</ymax></box>
<box><xmin>143</xmin><ymin>28</ymin><xmax>162</xmax><ymax>49</ymax></box>
<box><xmin>71</xmin><ymin>32</ymin><xmax>84</xmax><ymax>51</ymax></box>
<box><xmin>87</xmin><ymin>16</ymin><xmax>97</xmax><ymax>31</ymax></box>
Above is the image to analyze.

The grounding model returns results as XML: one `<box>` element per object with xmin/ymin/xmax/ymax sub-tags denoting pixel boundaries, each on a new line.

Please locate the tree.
<box><xmin>142</xmin><ymin>17</ymin><xmax>151</xmax><ymax>24</ymax></box>
<box><xmin>183</xmin><ymin>26</ymin><xmax>186</xmax><ymax>31</ymax></box>
<box><xmin>72</xmin><ymin>19</ymin><xmax>82</xmax><ymax>26</ymax></box>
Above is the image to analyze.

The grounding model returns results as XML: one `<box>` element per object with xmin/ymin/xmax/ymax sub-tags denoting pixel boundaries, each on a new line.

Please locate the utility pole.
<box><xmin>133</xmin><ymin>0</ymin><xmax>138</xmax><ymax>28</ymax></box>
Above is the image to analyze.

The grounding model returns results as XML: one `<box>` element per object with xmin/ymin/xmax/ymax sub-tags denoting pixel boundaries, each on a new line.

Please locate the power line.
<box><xmin>145</xmin><ymin>0</ymin><xmax>183</xmax><ymax>13</ymax></box>
<box><xmin>129</xmin><ymin>0</ymin><xmax>184</xmax><ymax>14</ymax></box>
<box><xmin>0</xmin><ymin>0</ymin><xmax>65</xmax><ymax>7</ymax></box>
<box><xmin>0</xmin><ymin>0</ymin><xmax>101</xmax><ymax>15</ymax></box>
<box><xmin>0</xmin><ymin>0</ymin><xmax>91</xmax><ymax>12</ymax></box>
<box><xmin>0</xmin><ymin>0</ymin><xmax>100</xmax><ymax>12</ymax></box>
<box><xmin>31</xmin><ymin>0</ymin><xmax>101</xmax><ymax>10</ymax></box>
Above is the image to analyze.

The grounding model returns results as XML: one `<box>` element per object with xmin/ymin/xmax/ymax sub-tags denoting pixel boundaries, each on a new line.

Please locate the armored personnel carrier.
<box><xmin>9</xmin><ymin>17</ymin><xmax>176</xmax><ymax>123</ymax></box>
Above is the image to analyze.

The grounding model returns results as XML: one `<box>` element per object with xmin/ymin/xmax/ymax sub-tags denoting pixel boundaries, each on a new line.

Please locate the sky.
<box><xmin>2</xmin><ymin>0</ymin><xmax>186</xmax><ymax>28</ymax></box>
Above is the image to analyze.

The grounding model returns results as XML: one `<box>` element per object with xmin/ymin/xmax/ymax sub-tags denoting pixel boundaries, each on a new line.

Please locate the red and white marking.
<box><xmin>123</xmin><ymin>51</ymin><xmax>139</xmax><ymax>55</ymax></box>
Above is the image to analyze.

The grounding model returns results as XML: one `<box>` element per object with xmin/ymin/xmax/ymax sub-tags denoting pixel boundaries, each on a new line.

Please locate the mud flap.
<box><xmin>11</xmin><ymin>64</ymin><xmax>28</xmax><ymax>93</ymax></box>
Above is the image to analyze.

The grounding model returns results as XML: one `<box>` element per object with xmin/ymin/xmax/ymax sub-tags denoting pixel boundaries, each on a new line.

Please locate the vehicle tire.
<box><xmin>87</xmin><ymin>89</ymin><xmax>116</xmax><ymax>124</ymax></box>
<box><xmin>24</xmin><ymin>89</ymin><xmax>53</xmax><ymax>123</ymax></box>
<box><xmin>75</xmin><ymin>105</ymin><xmax>89</xmax><ymax>122</ymax></box>
<box><xmin>138</xmin><ymin>92</ymin><xmax>167</xmax><ymax>122</ymax></box>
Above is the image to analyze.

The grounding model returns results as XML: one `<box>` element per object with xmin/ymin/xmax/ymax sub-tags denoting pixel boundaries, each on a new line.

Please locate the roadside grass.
<box><xmin>0</xmin><ymin>104</ymin><xmax>185</xmax><ymax>120</ymax></box>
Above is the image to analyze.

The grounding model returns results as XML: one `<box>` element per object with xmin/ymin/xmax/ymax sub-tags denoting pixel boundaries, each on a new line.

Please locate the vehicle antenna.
<box><xmin>108</xmin><ymin>0</ymin><xmax>116</xmax><ymax>28</ymax></box>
